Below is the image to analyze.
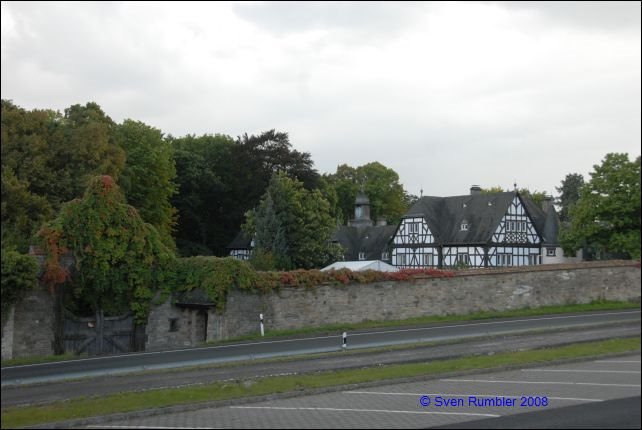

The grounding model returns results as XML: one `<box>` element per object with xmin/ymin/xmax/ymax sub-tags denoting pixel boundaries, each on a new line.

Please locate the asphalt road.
<box><xmin>3</xmin><ymin>323</ymin><xmax>639</xmax><ymax>408</ymax></box>
<box><xmin>85</xmin><ymin>353</ymin><xmax>642</xmax><ymax>429</ymax></box>
<box><xmin>2</xmin><ymin>309</ymin><xmax>640</xmax><ymax>387</ymax></box>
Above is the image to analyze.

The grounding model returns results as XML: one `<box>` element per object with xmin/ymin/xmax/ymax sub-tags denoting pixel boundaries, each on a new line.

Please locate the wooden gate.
<box><xmin>63</xmin><ymin>309</ymin><xmax>143</xmax><ymax>355</ymax></box>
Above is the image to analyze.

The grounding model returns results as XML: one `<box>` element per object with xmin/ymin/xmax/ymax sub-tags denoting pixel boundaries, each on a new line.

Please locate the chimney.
<box><xmin>470</xmin><ymin>185</ymin><xmax>482</xmax><ymax>195</ymax></box>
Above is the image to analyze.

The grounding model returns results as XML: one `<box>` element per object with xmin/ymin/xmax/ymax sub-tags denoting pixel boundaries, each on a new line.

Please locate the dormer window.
<box><xmin>358</xmin><ymin>252</ymin><xmax>366</xmax><ymax>260</ymax></box>
<box><xmin>461</xmin><ymin>223</ymin><xmax>469</xmax><ymax>231</ymax></box>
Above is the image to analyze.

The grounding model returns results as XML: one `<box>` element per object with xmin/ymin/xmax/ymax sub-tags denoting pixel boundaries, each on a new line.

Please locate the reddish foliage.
<box><xmin>100</xmin><ymin>175</ymin><xmax>114</xmax><ymax>191</ymax></box>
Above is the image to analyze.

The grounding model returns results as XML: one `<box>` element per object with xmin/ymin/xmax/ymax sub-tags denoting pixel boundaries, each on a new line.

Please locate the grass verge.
<box><xmin>2</xmin><ymin>336</ymin><xmax>639</xmax><ymax>429</ymax></box>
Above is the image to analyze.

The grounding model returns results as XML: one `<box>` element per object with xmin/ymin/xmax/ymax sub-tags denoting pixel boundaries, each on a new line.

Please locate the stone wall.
<box><xmin>146</xmin><ymin>261</ymin><xmax>641</xmax><ymax>350</ymax></box>
<box><xmin>1</xmin><ymin>288</ymin><xmax>55</xmax><ymax>360</ymax></box>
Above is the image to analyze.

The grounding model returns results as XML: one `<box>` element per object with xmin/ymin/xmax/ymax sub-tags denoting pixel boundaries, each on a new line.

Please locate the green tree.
<box><xmin>325</xmin><ymin>162</ymin><xmax>408</xmax><ymax>225</ymax></box>
<box><xmin>244</xmin><ymin>173</ymin><xmax>341</xmax><ymax>270</ymax></box>
<box><xmin>481</xmin><ymin>186</ymin><xmax>506</xmax><ymax>194</ymax></box>
<box><xmin>171</xmin><ymin>130</ymin><xmax>319</xmax><ymax>256</ymax></box>
<box><xmin>1</xmin><ymin>100</ymin><xmax>126</xmax><ymax>250</ymax></box>
<box><xmin>114</xmin><ymin>119</ymin><xmax>177</xmax><ymax>248</ymax></box>
<box><xmin>1</xmin><ymin>167</ymin><xmax>52</xmax><ymax>252</ymax></box>
<box><xmin>555</xmin><ymin>173</ymin><xmax>584</xmax><ymax>222</ymax></box>
<box><xmin>39</xmin><ymin>176</ymin><xmax>175</xmax><ymax>321</ymax></box>
<box><xmin>170</xmin><ymin>134</ymin><xmax>232</xmax><ymax>256</ymax></box>
<box><xmin>560</xmin><ymin>153</ymin><xmax>641</xmax><ymax>259</ymax></box>
<box><xmin>1</xmin><ymin>248</ymin><xmax>38</xmax><ymax>329</ymax></box>
<box><xmin>518</xmin><ymin>188</ymin><xmax>548</xmax><ymax>209</ymax></box>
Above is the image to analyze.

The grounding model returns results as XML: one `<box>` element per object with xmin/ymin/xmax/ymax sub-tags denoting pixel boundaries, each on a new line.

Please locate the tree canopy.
<box><xmin>323</xmin><ymin>162</ymin><xmax>408</xmax><ymax>225</ymax></box>
<box><xmin>244</xmin><ymin>172</ymin><xmax>342</xmax><ymax>270</ymax></box>
<box><xmin>555</xmin><ymin>173</ymin><xmax>584</xmax><ymax>222</ymax></box>
<box><xmin>170</xmin><ymin>130</ymin><xmax>319</xmax><ymax>256</ymax></box>
<box><xmin>560</xmin><ymin>153</ymin><xmax>640</xmax><ymax>260</ymax></box>
<box><xmin>114</xmin><ymin>119</ymin><xmax>177</xmax><ymax>248</ymax></box>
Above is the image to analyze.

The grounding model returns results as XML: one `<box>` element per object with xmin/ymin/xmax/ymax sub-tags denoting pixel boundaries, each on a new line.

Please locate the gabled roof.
<box><xmin>226</xmin><ymin>231</ymin><xmax>253</xmax><ymax>250</ymax></box>
<box><xmin>405</xmin><ymin>192</ymin><xmax>517</xmax><ymax>244</ymax></box>
<box><xmin>332</xmin><ymin>224</ymin><xmax>396</xmax><ymax>260</ymax></box>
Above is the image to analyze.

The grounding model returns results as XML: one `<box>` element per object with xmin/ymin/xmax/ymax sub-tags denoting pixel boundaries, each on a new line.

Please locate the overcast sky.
<box><xmin>2</xmin><ymin>1</ymin><xmax>640</xmax><ymax>197</ymax></box>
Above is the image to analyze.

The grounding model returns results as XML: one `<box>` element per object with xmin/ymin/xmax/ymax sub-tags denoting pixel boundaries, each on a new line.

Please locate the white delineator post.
<box><xmin>260</xmin><ymin>313</ymin><xmax>264</xmax><ymax>337</ymax></box>
<box><xmin>342</xmin><ymin>332</ymin><xmax>347</xmax><ymax>350</ymax></box>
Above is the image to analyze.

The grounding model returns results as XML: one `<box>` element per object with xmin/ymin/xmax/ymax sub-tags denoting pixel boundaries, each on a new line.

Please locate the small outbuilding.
<box><xmin>321</xmin><ymin>260</ymin><xmax>399</xmax><ymax>272</ymax></box>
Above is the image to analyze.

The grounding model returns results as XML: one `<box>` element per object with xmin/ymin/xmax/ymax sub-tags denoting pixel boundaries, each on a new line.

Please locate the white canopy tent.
<box><xmin>321</xmin><ymin>260</ymin><xmax>399</xmax><ymax>272</ymax></box>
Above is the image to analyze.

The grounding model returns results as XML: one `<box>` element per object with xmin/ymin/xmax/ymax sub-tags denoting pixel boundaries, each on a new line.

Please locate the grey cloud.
<box><xmin>232</xmin><ymin>1</ymin><xmax>426</xmax><ymax>37</ymax></box>
<box><xmin>495</xmin><ymin>1</ymin><xmax>641</xmax><ymax>31</ymax></box>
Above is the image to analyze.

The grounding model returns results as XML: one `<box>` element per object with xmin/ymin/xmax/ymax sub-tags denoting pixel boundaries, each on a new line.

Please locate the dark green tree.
<box><xmin>171</xmin><ymin>130</ymin><xmax>319</xmax><ymax>256</ymax></box>
<box><xmin>555</xmin><ymin>173</ymin><xmax>585</xmax><ymax>222</ymax></box>
<box><xmin>560</xmin><ymin>153</ymin><xmax>641</xmax><ymax>259</ymax></box>
<box><xmin>244</xmin><ymin>173</ymin><xmax>341</xmax><ymax>270</ymax></box>
<box><xmin>170</xmin><ymin>134</ymin><xmax>233</xmax><ymax>256</ymax></box>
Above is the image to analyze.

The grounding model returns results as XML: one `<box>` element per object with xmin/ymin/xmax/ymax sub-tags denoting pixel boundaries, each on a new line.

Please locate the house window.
<box><xmin>168</xmin><ymin>318</ymin><xmax>179</xmax><ymax>332</ymax></box>
<box><xmin>423</xmin><ymin>253</ymin><xmax>434</xmax><ymax>266</ymax></box>
<box><xmin>528</xmin><ymin>254</ymin><xmax>541</xmax><ymax>265</ymax></box>
<box><xmin>408</xmin><ymin>222</ymin><xmax>419</xmax><ymax>234</ymax></box>
<box><xmin>546</xmin><ymin>248</ymin><xmax>556</xmax><ymax>257</ymax></box>
<box><xmin>461</xmin><ymin>223</ymin><xmax>469</xmax><ymax>231</ymax></box>
<box><xmin>358</xmin><ymin>252</ymin><xmax>366</xmax><ymax>261</ymax></box>
<box><xmin>381</xmin><ymin>252</ymin><xmax>389</xmax><ymax>260</ymax></box>
<box><xmin>497</xmin><ymin>253</ymin><xmax>512</xmax><ymax>266</ymax></box>
<box><xmin>397</xmin><ymin>254</ymin><xmax>407</xmax><ymax>266</ymax></box>
<box><xmin>456</xmin><ymin>253</ymin><xmax>470</xmax><ymax>266</ymax></box>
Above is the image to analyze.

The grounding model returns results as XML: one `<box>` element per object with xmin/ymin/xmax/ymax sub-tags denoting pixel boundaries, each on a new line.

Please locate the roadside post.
<box><xmin>260</xmin><ymin>313</ymin><xmax>264</xmax><ymax>337</ymax></box>
<box><xmin>342</xmin><ymin>331</ymin><xmax>347</xmax><ymax>350</ymax></box>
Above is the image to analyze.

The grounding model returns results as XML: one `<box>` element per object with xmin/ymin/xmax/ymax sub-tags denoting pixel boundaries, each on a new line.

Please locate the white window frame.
<box><xmin>546</xmin><ymin>247</ymin><xmax>556</xmax><ymax>257</ymax></box>
<box><xmin>460</xmin><ymin>223</ymin><xmax>469</xmax><ymax>231</ymax></box>
<box><xmin>358</xmin><ymin>252</ymin><xmax>366</xmax><ymax>261</ymax></box>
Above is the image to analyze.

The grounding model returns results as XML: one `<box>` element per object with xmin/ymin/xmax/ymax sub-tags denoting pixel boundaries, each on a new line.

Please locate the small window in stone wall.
<box><xmin>169</xmin><ymin>318</ymin><xmax>179</xmax><ymax>332</ymax></box>
<box><xmin>547</xmin><ymin>248</ymin><xmax>556</xmax><ymax>257</ymax></box>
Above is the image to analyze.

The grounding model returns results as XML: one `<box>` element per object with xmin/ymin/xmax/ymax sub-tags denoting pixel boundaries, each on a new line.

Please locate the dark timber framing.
<box><xmin>391</xmin><ymin>191</ymin><xmax>547</xmax><ymax>269</ymax></box>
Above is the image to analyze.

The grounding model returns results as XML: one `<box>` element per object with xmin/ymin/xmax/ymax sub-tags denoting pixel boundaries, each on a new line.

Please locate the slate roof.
<box><xmin>226</xmin><ymin>231</ymin><xmax>253</xmax><ymax>250</ymax></box>
<box><xmin>404</xmin><ymin>191</ymin><xmax>556</xmax><ymax>245</ymax></box>
<box><xmin>332</xmin><ymin>224</ymin><xmax>397</xmax><ymax>261</ymax></box>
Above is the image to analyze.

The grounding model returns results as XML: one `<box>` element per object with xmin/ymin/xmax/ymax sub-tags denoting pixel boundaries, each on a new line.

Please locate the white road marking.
<box><xmin>230</xmin><ymin>406</ymin><xmax>500</xmax><ymax>417</ymax></box>
<box><xmin>345</xmin><ymin>391</ymin><xmax>603</xmax><ymax>402</ymax></box>
<box><xmin>89</xmin><ymin>427</ymin><xmax>216</xmax><ymax>429</ymax></box>
<box><xmin>523</xmin><ymin>369</ymin><xmax>641</xmax><ymax>374</ymax></box>
<box><xmin>595</xmin><ymin>360</ymin><xmax>641</xmax><ymax>364</ymax></box>
<box><xmin>441</xmin><ymin>379</ymin><xmax>641</xmax><ymax>388</ymax></box>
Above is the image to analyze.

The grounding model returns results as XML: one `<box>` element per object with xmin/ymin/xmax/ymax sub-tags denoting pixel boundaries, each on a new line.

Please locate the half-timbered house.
<box><xmin>226</xmin><ymin>232</ymin><xmax>254</xmax><ymax>261</ymax></box>
<box><xmin>391</xmin><ymin>186</ymin><xmax>576</xmax><ymax>269</ymax></box>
